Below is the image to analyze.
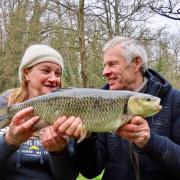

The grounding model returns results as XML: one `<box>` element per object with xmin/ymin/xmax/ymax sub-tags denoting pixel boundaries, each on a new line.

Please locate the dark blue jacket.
<box><xmin>75</xmin><ymin>69</ymin><xmax>180</xmax><ymax>180</ymax></box>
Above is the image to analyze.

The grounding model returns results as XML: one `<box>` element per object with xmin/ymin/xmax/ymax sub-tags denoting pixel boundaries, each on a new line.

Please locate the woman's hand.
<box><xmin>40</xmin><ymin>125</ymin><xmax>68</xmax><ymax>153</ymax></box>
<box><xmin>5</xmin><ymin>107</ymin><xmax>39</xmax><ymax>147</ymax></box>
<box><xmin>53</xmin><ymin>116</ymin><xmax>82</xmax><ymax>139</ymax></box>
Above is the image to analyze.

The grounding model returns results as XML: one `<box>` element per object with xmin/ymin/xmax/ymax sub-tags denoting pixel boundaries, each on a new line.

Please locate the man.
<box><xmin>54</xmin><ymin>36</ymin><xmax>180</xmax><ymax>180</ymax></box>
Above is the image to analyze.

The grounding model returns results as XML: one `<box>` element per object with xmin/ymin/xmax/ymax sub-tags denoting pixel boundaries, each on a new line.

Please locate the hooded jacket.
<box><xmin>75</xmin><ymin>69</ymin><xmax>180</xmax><ymax>180</ymax></box>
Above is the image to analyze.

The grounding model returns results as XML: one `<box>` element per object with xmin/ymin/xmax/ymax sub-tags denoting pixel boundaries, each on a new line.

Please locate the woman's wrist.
<box><xmin>5</xmin><ymin>132</ymin><xmax>20</xmax><ymax>148</ymax></box>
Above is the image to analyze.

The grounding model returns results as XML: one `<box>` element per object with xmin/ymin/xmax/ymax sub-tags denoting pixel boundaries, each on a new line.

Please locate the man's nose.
<box><xmin>102</xmin><ymin>66</ymin><xmax>111</xmax><ymax>76</ymax></box>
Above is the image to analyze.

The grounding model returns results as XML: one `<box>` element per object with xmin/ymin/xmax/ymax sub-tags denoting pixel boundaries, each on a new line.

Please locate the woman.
<box><xmin>0</xmin><ymin>44</ymin><xmax>78</xmax><ymax>180</ymax></box>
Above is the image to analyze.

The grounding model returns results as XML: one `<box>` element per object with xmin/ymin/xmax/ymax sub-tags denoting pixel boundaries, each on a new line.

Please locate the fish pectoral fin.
<box><xmin>77</xmin><ymin>126</ymin><xmax>88</xmax><ymax>143</ymax></box>
<box><xmin>120</xmin><ymin>114</ymin><xmax>133</xmax><ymax>127</ymax></box>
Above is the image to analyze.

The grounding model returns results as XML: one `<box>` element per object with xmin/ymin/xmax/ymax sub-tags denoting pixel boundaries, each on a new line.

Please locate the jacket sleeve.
<box><xmin>75</xmin><ymin>133</ymin><xmax>106</xmax><ymax>179</ymax></box>
<box><xmin>0</xmin><ymin>92</ymin><xmax>18</xmax><ymax>169</ymax></box>
<box><xmin>0</xmin><ymin>135</ymin><xmax>18</xmax><ymax>169</ymax></box>
<box><xmin>135</xmin><ymin>89</ymin><xmax>180</xmax><ymax>179</ymax></box>
<box><xmin>49</xmin><ymin>139</ymin><xmax>79</xmax><ymax>180</ymax></box>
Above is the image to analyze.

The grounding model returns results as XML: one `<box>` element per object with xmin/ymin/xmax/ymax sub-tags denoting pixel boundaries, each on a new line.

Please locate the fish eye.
<box><xmin>146</xmin><ymin>98</ymin><xmax>151</xmax><ymax>101</ymax></box>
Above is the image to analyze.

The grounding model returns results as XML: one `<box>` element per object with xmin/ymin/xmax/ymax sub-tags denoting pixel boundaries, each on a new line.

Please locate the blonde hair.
<box><xmin>8</xmin><ymin>82</ymin><xmax>29</xmax><ymax>105</ymax></box>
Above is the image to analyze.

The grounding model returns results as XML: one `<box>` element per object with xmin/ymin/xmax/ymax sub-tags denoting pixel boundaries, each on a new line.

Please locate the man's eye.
<box><xmin>109</xmin><ymin>63</ymin><xmax>115</xmax><ymax>67</ymax></box>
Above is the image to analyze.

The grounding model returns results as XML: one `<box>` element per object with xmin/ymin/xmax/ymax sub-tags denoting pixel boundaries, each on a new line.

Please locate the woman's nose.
<box><xmin>48</xmin><ymin>73</ymin><xmax>58</xmax><ymax>82</ymax></box>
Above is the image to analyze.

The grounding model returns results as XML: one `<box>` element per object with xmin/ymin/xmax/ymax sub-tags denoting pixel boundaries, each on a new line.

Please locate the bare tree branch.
<box><xmin>150</xmin><ymin>0</ymin><xmax>180</xmax><ymax>20</ymax></box>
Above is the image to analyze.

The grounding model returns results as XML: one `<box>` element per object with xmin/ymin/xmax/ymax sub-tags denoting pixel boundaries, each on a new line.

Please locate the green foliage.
<box><xmin>153</xmin><ymin>58</ymin><xmax>168</xmax><ymax>76</ymax></box>
<box><xmin>77</xmin><ymin>173</ymin><xmax>103</xmax><ymax>180</ymax></box>
<box><xmin>0</xmin><ymin>0</ymin><xmax>46</xmax><ymax>93</ymax></box>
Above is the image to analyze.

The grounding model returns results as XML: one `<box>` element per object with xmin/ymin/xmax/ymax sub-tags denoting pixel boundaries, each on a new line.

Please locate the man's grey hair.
<box><xmin>102</xmin><ymin>36</ymin><xmax>148</xmax><ymax>72</ymax></box>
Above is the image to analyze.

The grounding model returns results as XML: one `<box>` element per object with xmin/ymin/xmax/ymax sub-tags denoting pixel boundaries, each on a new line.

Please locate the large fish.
<box><xmin>0</xmin><ymin>88</ymin><xmax>162</xmax><ymax>141</ymax></box>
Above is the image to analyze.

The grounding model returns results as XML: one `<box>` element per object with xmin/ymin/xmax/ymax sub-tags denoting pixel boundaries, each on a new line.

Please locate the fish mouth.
<box><xmin>155</xmin><ymin>105</ymin><xmax>162</xmax><ymax>112</ymax></box>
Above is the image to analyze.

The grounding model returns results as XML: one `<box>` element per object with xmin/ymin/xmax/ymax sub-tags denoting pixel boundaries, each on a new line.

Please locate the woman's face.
<box><xmin>24</xmin><ymin>61</ymin><xmax>62</xmax><ymax>98</ymax></box>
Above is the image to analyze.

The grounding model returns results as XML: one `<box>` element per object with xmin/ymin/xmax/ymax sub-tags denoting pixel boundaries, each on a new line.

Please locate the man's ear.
<box><xmin>132</xmin><ymin>57</ymin><xmax>143</xmax><ymax>72</ymax></box>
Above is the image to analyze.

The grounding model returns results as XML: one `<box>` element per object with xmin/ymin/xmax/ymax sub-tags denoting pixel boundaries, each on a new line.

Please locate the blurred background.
<box><xmin>0</xmin><ymin>0</ymin><xmax>180</xmax><ymax>93</ymax></box>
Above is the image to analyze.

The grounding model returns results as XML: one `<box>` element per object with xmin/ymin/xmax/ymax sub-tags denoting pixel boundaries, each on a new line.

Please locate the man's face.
<box><xmin>102</xmin><ymin>45</ymin><xmax>137</xmax><ymax>90</ymax></box>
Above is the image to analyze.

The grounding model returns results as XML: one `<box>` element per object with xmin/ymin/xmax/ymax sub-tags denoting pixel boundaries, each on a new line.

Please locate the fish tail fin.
<box><xmin>0</xmin><ymin>104</ymin><xmax>9</xmax><ymax>128</ymax></box>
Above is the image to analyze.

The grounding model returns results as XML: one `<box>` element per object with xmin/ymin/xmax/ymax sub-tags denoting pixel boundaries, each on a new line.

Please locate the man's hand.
<box><xmin>116</xmin><ymin>116</ymin><xmax>150</xmax><ymax>148</ymax></box>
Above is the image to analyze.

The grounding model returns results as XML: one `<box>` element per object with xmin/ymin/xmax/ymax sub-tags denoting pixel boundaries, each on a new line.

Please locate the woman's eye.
<box><xmin>41</xmin><ymin>69</ymin><xmax>49</xmax><ymax>73</ymax></box>
<box><xmin>55</xmin><ymin>73</ymin><xmax>60</xmax><ymax>77</ymax></box>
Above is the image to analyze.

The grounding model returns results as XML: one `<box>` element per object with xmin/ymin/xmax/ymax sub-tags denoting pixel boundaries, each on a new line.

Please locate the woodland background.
<box><xmin>0</xmin><ymin>0</ymin><xmax>180</xmax><ymax>179</ymax></box>
<box><xmin>0</xmin><ymin>0</ymin><xmax>180</xmax><ymax>93</ymax></box>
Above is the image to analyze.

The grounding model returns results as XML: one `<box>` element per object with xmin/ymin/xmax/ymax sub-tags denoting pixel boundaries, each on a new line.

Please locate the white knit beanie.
<box><xmin>19</xmin><ymin>44</ymin><xmax>64</xmax><ymax>83</ymax></box>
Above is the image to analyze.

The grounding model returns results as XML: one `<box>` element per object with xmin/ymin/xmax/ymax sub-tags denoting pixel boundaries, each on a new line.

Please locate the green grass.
<box><xmin>76</xmin><ymin>173</ymin><xmax>103</xmax><ymax>180</ymax></box>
